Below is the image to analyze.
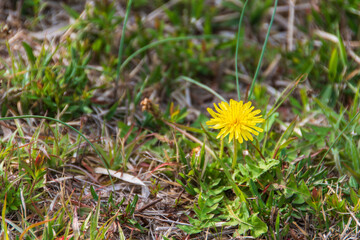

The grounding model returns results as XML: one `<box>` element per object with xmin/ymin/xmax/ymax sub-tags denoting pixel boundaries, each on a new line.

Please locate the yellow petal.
<box><xmin>219</xmin><ymin>101</ymin><xmax>229</xmax><ymax>111</ymax></box>
<box><xmin>241</xmin><ymin>130</ymin><xmax>248</xmax><ymax>141</ymax></box>
<box><xmin>214</xmin><ymin>103</ymin><xmax>222</xmax><ymax>113</ymax></box>
<box><xmin>228</xmin><ymin>131</ymin><xmax>234</xmax><ymax>143</ymax></box>
<box><xmin>245</xmin><ymin>131</ymin><xmax>253</xmax><ymax>141</ymax></box>
<box><xmin>207</xmin><ymin>108</ymin><xmax>219</xmax><ymax>118</ymax></box>
<box><xmin>238</xmin><ymin>135</ymin><xmax>244</xmax><ymax>143</ymax></box>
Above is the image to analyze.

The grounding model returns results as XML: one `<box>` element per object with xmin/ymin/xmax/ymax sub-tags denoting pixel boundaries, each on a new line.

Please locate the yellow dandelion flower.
<box><xmin>206</xmin><ymin>99</ymin><xmax>265</xmax><ymax>143</ymax></box>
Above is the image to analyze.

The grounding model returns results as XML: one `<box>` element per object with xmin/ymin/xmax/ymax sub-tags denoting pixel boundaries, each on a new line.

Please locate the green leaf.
<box><xmin>249</xmin><ymin>179</ymin><xmax>265</xmax><ymax>209</ymax></box>
<box><xmin>22</xmin><ymin>42</ymin><xmax>36</xmax><ymax>65</ymax></box>
<box><xmin>105</xmin><ymin>99</ymin><xmax>121</xmax><ymax>121</ymax></box>
<box><xmin>275</xmin><ymin>212</ymin><xmax>280</xmax><ymax>240</ymax></box>
<box><xmin>199</xmin><ymin>142</ymin><xmax>206</xmax><ymax>178</ymax></box>
<box><xmin>125</xmin><ymin>195</ymin><xmax>138</xmax><ymax>215</ymax></box>
<box><xmin>337</xmin><ymin>29</ymin><xmax>347</xmax><ymax>67</ymax></box>
<box><xmin>90</xmin><ymin>185</ymin><xmax>99</xmax><ymax>202</ymax></box>
<box><xmin>309</xmin><ymin>125</ymin><xmax>332</xmax><ymax>137</ymax></box>
<box><xmin>177</xmin><ymin>224</ymin><xmax>201</xmax><ymax>234</ymax></box>
<box><xmin>264</xmin><ymin>112</ymin><xmax>278</xmax><ymax>132</ymax></box>
<box><xmin>350</xmin><ymin>188</ymin><xmax>359</xmax><ymax>206</ymax></box>
<box><xmin>272</xmin><ymin>117</ymin><xmax>297</xmax><ymax>158</ymax></box>
<box><xmin>250</xmin><ymin>214</ymin><xmax>267</xmax><ymax>237</ymax></box>
<box><xmin>90</xmin><ymin>200</ymin><xmax>100</xmax><ymax>240</ymax></box>
<box><xmin>266</xmin><ymin>191</ymin><xmax>274</xmax><ymax>208</ymax></box>
<box><xmin>349</xmin><ymin>176</ymin><xmax>359</xmax><ymax>189</ymax></box>
<box><xmin>344</xmin><ymin>163</ymin><xmax>360</xmax><ymax>185</ymax></box>
<box><xmin>328</xmin><ymin>48</ymin><xmax>338</xmax><ymax>82</ymax></box>
<box><xmin>61</xmin><ymin>3</ymin><xmax>80</xmax><ymax>18</ymax></box>
<box><xmin>298</xmin><ymin>180</ymin><xmax>311</xmax><ymax>199</ymax></box>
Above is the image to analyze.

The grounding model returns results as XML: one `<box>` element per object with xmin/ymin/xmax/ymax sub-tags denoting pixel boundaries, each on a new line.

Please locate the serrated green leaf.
<box><xmin>177</xmin><ymin>224</ymin><xmax>201</xmax><ymax>234</ymax></box>
<box><xmin>250</xmin><ymin>214</ymin><xmax>267</xmax><ymax>237</ymax></box>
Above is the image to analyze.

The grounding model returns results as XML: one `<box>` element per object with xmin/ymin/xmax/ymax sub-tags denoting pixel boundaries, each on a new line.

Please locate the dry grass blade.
<box><xmin>94</xmin><ymin>167</ymin><xmax>150</xmax><ymax>198</ymax></box>
<box><xmin>164</xmin><ymin>121</ymin><xmax>216</xmax><ymax>159</ymax></box>
<box><xmin>19</xmin><ymin>217</ymin><xmax>56</xmax><ymax>240</ymax></box>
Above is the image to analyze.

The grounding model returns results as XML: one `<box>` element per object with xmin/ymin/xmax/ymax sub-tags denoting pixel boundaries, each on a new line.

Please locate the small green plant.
<box><xmin>0</xmin><ymin>140</ymin><xmax>46</xmax><ymax>214</ymax></box>
<box><xmin>2</xmin><ymin>43</ymin><xmax>94</xmax><ymax>119</ymax></box>
<box><xmin>177</xmin><ymin>178</ymin><xmax>226</xmax><ymax>234</ymax></box>
<box><xmin>149</xmin><ymin>178</ymin><xmax>164</xmax><ymax>197</ymax></box>
<box><xmin>64</xmin><ymin>0</ymin><xmax>123</xmax><ymax>64</ymax></box>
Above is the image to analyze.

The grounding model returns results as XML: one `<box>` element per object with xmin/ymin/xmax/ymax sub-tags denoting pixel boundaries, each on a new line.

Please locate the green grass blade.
<box><xmin>118</xmin><ymin>222</ymin><xmax>126</xmax><ymax>240</ymax></box>
<box><xmin>248</xmin><ymin>0</ymin><xmax>279</xmax><ymax>100</ymax></box>
<box><xmin>272</xmin><ymin>117</ymin><xmax>297</xmax><ymax>159</ymax></box>
<box><xmin>235</xmin><ymin>0</ymin><xmax>249</xmax><ymax>101</ymax></box>
<box><xmin>265</xmin><ymin>74</ymin><xmax>303</xmax><ymax>120</ymax></box>
<box><xmin>115</xmin><ymin>0</ymin><xmax>133</xmax><ymax>84</ymax></box>
<box><xmin>178</xmin><ymin>76</ymin><xmax>227</xmax><ymax>102</ymax></box>
<box><xmin>275</xmin><ymin>212</ymin><xmax>280</xmax><ymax>240</ymax></box>
<box><xmin>90</xmin><ymin>199</ymin><xmax>101</xmax><ymax>240</ymax></box>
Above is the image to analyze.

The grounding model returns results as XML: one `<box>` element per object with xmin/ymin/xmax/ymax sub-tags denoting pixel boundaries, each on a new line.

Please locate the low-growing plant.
<box><xmin>2</xmin><ymin>43</ymin><xmax>94</xmax><ymax>119</ymax></box>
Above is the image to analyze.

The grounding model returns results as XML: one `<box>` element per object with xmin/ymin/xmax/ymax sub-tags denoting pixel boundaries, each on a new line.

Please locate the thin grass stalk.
<box><xmin>235</xmin><ymin>0</ymin><xmax>249</xmax><ymax>101</ymax></box>
<box><xmin>178</xmin><ymin>76</ymin><xmax>227</xmax><ymax>102</ymax></box>
<box><xmin>115</xmin><ymin>0</ymin><xmax>133</xmax><ymax>84</ymax></box>
<box><xmin>0</xmin><ymin>115</ymin><xmax>115</xmax><ymax>190</ymax></box>
<box><xmin>19</xmin><ymin>218</ymin><xmax>56</xmax><ymax>240</ymax></box>
<box><xmin>265</xmin><ymin>74</ymin><xmax>303</xmax><ymax>120</ymax></box>
<box><xmin>248</xmin><ymin>0</ymin><xmax>279</xmax><ymax>100</ymax></box>
<box><xmin>2</xmin><ymin>195</ymin><xmax>9</xmax><ymax>240</ymax></box>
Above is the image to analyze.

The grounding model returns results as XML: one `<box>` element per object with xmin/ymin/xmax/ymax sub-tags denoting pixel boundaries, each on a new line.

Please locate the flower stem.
<box><xmin>215</xmin><ymin>153</ymin><xmax>247</xmax><ymax>202</ymax></box>
<box><xmin>232</xmin><ymin>140</ymin><xmax>237</xmax><ymax>169</ymax></box>
<box><xmin>219</xmin><ymin>138</ymin><xmax>224</xmax><ymax>159</ymax></box>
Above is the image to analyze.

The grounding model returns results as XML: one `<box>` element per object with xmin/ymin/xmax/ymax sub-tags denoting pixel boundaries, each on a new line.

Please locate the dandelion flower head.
<box><xmin>206</xmin><ymin>99</ymin><xmax>265</xmax><ymax>143</ymax></box>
